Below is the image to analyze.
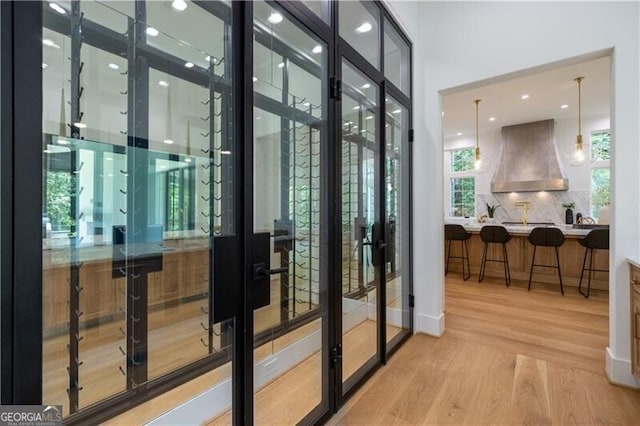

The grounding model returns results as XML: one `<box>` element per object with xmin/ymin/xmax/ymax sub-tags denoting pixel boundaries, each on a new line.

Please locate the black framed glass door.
<box><xmin>245</xmin><ymin>1</ymin><xmax>331</xmax><ymax>424</ymax></box>
<box><xmin>2</xmin><ymin>0</ymin><xmax>413</xmax><ymax>423</ymax></box>
<box><xmin>338</xmin><ymin>59</ymin><xmax>383</xmax><ymax>393</ymax></box>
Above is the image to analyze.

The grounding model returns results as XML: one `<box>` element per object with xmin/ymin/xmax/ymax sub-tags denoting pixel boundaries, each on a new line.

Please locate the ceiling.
<box><xmin>442</xmin><ymin>56</ymin><xmax>611</xmax><ymax>140</ymax></box>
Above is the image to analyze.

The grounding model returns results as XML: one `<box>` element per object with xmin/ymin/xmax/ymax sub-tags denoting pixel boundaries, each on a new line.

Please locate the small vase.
<box><xmin>565</xmin><ymin>208</ymin><xmax>574</xmax><ymax>225</ymax></box>
<box><xmin>487</xmin><ymin>217</ymin><xmax>496</xmax><ymax>224</ymax></box>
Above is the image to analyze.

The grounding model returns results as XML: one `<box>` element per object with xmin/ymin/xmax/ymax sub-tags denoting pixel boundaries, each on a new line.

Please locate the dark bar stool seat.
<box><xmin>445</xmin><ymin>224</ymin><xmax>471</xmax><ymax>281</ymax></box>
<box><xmin>578</xmin><ymin>228</ymin><xmax>609</xmax><ymax>298</ymax></box>
<box><xmin>528</xmin><ymin>227</ymin><xmax>565</xmax><ymax>295</ymax></box>
<box><xmin>479</xmin><ymin>225</ymin><xmax>511</xmax><ymax>286</ymax></box>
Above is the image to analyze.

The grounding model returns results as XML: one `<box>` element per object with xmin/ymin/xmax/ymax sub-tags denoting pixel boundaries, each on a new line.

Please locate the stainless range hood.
<box><xmin>491</xmin><ymin>119</ymin><xmax>568</xmax><ymax>193</ymax></box>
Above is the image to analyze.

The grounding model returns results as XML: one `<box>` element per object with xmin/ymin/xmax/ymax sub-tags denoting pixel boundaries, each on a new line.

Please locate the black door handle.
<box><xmin>375</xmin><ymin>240</ymin><xmax>387</xmax><ymax>249</ymax></box>
<box><xmin>253</xmin><ymin>263</ymin><xmax>288</xmax><ymax>279</ymax></box>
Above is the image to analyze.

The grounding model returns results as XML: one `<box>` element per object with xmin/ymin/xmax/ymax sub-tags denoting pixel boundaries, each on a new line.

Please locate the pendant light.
<box><xmin>474</xmin><ymin>99</ymin><xmax>482</xmax><ymax>170</ymax></box>
<box><xmin>564</xmin><ymin>76</ymin><xmax>591</xmax><ymax>167</ymax></box>
<box><xmin>473</xmin><ymin>99</ymin><xmax>491</xmax><ymax>173</ymax></box>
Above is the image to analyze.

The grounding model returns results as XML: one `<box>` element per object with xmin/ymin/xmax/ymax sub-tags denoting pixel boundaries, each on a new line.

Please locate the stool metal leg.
<box><xmin>445</xmin><ymin>240</ymin><xmax>451</xmax><ymax>275</ymax></box>
<box><xmin>578</xmin><ymin>247</ymin><xmax>588</xmax><ymax>297</ymax></box>
<box><xmin>462</xmin><ymin>240</ymin><xmax>470</xmax><ymax>281</ymax></box>
<box><xmin>478</xmin><ymin>242</ymin><xmax>488</xmax><ymax>283</ymax></box>
<box><xmin>528</xmin><ymin>246</ymin><xmax>537</xmax><ymax>291</ymax></box>
<box><xmin>555</xmin><ymin>246</ymin><xmax>564</xmax><ymax>296</ymax></box>
<box><xmin>503</xmin><ymin>243</ymin><xmax>510</xmax><ymax>287</ymax></box>
<box><xmin>586</xmin><ymin>247</ymin><xmax>594</xmax><ymax>298</ymax></box>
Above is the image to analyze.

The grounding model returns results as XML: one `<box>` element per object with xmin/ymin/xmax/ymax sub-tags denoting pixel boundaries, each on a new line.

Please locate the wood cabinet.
<box><xmin>43</xmin><ymin>239</ymin><xmax>211</xmax><ymax>335</ymax></box>
<box><xmin>631</xmin><ymin>263</ymin><xmax>640</xmax><ymax>381</ymax></box>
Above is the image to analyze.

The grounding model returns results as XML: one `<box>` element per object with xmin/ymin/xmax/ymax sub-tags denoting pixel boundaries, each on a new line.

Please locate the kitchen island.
<box><xmin>445</xmin><ymin>221</ymin><xmax>609</xmax><ymax>290</ymax></box>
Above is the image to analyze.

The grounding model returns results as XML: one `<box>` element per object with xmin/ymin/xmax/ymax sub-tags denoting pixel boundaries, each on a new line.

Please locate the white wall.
<box><xmin>399</xmin><ymin>1</ymin><xmax>639</xmax><ymax>387</ymax></box>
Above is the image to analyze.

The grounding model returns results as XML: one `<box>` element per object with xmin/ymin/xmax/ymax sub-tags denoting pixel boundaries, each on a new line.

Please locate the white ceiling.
<box><xmin>442</xmin><ymin>56</ymin><xmax>611</xmax><ymax>140</ymax></box>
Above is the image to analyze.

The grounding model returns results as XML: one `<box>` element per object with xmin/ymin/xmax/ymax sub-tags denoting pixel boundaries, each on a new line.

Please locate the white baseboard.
<box><xmin>147</xmin><ymin>329</ymin><xmax>322</xmax><ymax>425</ymax></box>
<box><xmin>605</xmin><ymin>347</ymin><xmax>640</xmax><ymax>389</ymax></box>
<box><xmin>416</xmin><ymin>312</ymin><xmax>445</xmax><ymax>336</ymax></box>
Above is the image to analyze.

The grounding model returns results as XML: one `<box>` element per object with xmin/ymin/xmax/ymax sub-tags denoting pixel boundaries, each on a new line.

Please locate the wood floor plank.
<box><xmin>508</xmin><ymin>354</ymin><xmax>552</xmax><ymax>425</ymax></box>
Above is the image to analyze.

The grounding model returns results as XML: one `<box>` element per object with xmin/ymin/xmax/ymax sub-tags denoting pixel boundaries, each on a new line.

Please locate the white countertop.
<box><xmin>627</xmin><ymin>258</ymin><xmax>640</xmax><ymax>269</ymax></box>
<box><xmin>444</xmin><ymin>219</ymin><xmax>592</xmax><ymax>237</ymax></box>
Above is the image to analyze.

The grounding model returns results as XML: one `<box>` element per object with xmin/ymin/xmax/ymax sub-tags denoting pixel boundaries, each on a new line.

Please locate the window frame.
<box><xmin>444</xmin><ymin>147</ymin><xmax>476</xmax><ymax>218</ymax></box>
<box><xmin>589</xmin><ymin>129</ymin><xmax>611</xmax><ymax>220</ymax></box>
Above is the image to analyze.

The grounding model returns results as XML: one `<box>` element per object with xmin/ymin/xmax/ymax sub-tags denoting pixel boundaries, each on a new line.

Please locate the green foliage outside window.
<box><xmin>46</xmin><ymin>171</ymin><xmax>74</xmax><ymax>231</ymax></box>
<box><xmin>591</xmin><ymin>130</ymin><xmax>610</xmax><ymax>161</ymax></box>
<box><xmin>591</xmin><ymin>168</ymin><xmax>610</xmax><ymax>218</ymax></box>
<box><xmin>450</xmin><ymin>148</ymin><xmax>475</xmax><ymax>173</ymax></box>
<box><xmin>590</xmin><ymin>130</ymin><xmax>610</xmax><ymax>219</ymax></box>
<box><xmin>450</xmin><ymin>177</ymin><xmax>475</xmax><ymax>217</ymax></box>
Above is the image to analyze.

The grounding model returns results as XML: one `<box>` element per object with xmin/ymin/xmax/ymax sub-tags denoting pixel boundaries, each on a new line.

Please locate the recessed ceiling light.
<box><xmin>49</xmin><ymin>3</ymin><xmax>66</xmax><ymax>14</ymax></box>
<box><xmin>42</xmin><ymin>63</ymin><xmax>48</xmax><ymax>69</ymax></box>
<box><xmin>561</xmin><ymin>104</ymin><xmax>569</xmax><ymax>109</ymax></box>
<box><xmin>256</xmin><ymin>116</ymin><xmax>261</xmax><ymax>120</ymax></box>
<box><xmin>184</xmin><ymin>62</ymin><xmax>194</xmax><ymax>68</ymax></box>
<box><xmin>521</xmin><ymin>94</ymin><xmax>530</xmax><ymax>100</ymax></box>
<box><xmin>105</xmin><ymin>157</ymin><xmax>113</xmax><ymax>161</ymax></box>
<box><xmin>353</xmin><ymin>105</ymin><xmax>360</xmax><ymax>110</ymax></box>
<box><xmin>277</xmin><ymin>62</ymin><xmax>285</xmax><ymax>68</ymax></box>
<box><xmin>220</xmin><ymin>150</ymin><xmax>232</xmax><ymax>155</ymax></box>
<box><xmin>184</xmin><ymin>157</ymin><xmax>192</xmax><ymax>163</ymax></box>
<box><xmin>392</xmin><ymin>109</ymin><xmax>401</xmax><ymax>114</ymax></box>
<box><xmin>312</xmin><ymin>45</ymin><xmax>322</xmax><ymax>54</ymax></box>
<box><xmin>158</xmin><ymin>80</ymin><xmax>169</xmax><ymax>87</ymax></box>
<box><xmin>456</xmin><ymin>132</ymin><xmax>462</xmax><ymax>136</ymax></box>
<box><xmin>355</xmin><ymin>22</ymin><xmax>372</xmax><ymax>33</ymax></box>
<box><xmin>252</xmin><ymin>76</ymin><xmax>258</xmax><ymax>82</ymax></box>
<box><xmin>304</xmin><ymin>102</ymin><xmax>310</xmax><ymax>107</ymax></box>
<box><xmin>366</xmin><ymin>115</ymin><xmax>373</xmax><ymax>120</ymax></box>
<box><xmin>268</xmin><ymin>12</ymin><xmax>283</xmax><ymax>24</ymax></box>
<box><xmin>146</xmin><ymin>27</ymin><xmax>159</xmax><ymax>37</ymax></box>
<box><xmin>42</xmin><ymin>39</ymin><xmax>60</xmax><ymax>48</ymax></box>
<box><xmin>74</xmin><ymin>122</ymin><xmax>87</xmax><ymax>129</ymax></box>
<box><xmin>163</xmin><ymin>139</ymin><xmax>174</xmax><ymax>144</ymax></box>
<box><xmin>489</xmin><ymin>117</ymin><xmax>496</xmax><ymax>122</ymax></box>
<box><xmin>108</xmin><ymin>63</ymin><xmax>120</xmax><ymax>70</ymax></box>
<box><xmin>172</xmin><ymin>0</ymin><xmax>187</xmax><ymax>11</ymax></box>
<box><xmin>361</xmin><ymin>83</ymin><xmax>371</xmax><ymax>89</ymax></box>
<box><xmin>353</xmin><ymin>125</ymin><xmax>358</xmax><ymax>129</ymax></box>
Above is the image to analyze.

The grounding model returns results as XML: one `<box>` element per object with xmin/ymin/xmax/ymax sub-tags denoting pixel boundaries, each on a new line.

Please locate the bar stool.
<box><xmin>527</xmin><ymin>227</ymin><xmax>565</xmax><ymax>295</ymax></box>
<box><xmin>444</xmin><ymin>224</ymin><xmax>471</xmax><ymax>281</ymax></box>
<box><xmin>578</xmin><ymin>228</ymin><xmax>609</xmax><ymax>298</ymax></box>
<box><xmin>479</xmin><ymin>225</ymin><xmax>511</xmax><ymax>286</ymax></box>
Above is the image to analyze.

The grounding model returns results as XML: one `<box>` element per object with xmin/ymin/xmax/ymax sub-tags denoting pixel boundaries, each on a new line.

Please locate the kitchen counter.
<box><xmin>445</xmin><ymin>220</ymin><xmax>596</xmax><ymax>237</ymax></box>
<box><xmin>445</xmin><ymin>220</ymin><xmax>610</xmax><ymax>290</ymax></box>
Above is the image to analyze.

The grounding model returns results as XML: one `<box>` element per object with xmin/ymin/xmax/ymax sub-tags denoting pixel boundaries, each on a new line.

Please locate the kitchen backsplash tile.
<box><xmin>477</xmin><ymin>191</ymin><xmax>590</xmax><ymax>224</ymax></box>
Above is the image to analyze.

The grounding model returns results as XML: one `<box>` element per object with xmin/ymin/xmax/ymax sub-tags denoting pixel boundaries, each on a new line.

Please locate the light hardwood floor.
<box><xmin>330</xmin><ymin>275</ymin><xmax>640</xmax><ymax>425</ymax></box>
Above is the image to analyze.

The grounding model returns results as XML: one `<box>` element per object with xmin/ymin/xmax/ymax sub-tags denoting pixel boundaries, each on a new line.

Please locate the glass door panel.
<box><xmin>384</xmin><ymin>96</ymin><xmax>411</xmax><ymax>349</ymax></box>
<box><xmin>340</xmin><ymin>60</ymin><xmax>380</xmax><ymax>388</ymax></box>
<box><xmin>251</xmin><ymin>2</ymin><xmax>328</xmax><ymax>424</ymax></box>
<box><xmin>41</xmin><ymin>1</ymin><xmax>235</xmax><ymax>420</ymax></box>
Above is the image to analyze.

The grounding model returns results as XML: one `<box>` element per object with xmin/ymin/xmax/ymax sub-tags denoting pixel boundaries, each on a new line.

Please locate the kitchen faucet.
<box><xmin>514</xmin><ymin>202</ymin><xmax>531</xmax><ymax>226</ymax></box>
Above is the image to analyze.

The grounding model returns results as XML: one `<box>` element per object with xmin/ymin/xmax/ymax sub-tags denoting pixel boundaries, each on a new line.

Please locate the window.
<box><xmin>590</xmin><ymin>130</ymin><xmax>610</xmax><ymax>219</ymax></box>
<box><xmin>165</xmin><ymin>166</ymin><xmax>195</xmax><ymax>232</ymax></box>
<box><xmin>447</xmin><ymin>147</ymin><xmax>475</xmax><ymax>217</ymax></box>
<box><xmin>450</xmin><ymin>177</ymin><xmax>475</xmax><ymax>217</ymax></box>
<box><xmin>450</xmin><ymin>147</ymin><xmax>475</xmax><ymax>172</ymax></box>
